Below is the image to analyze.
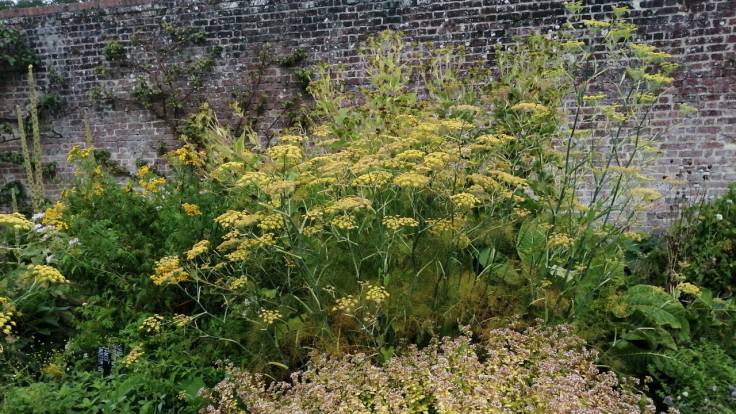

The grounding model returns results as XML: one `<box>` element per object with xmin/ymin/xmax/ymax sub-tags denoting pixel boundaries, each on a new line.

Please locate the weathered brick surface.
<box><xmin>1</xmin><ymin>0</ymin><xmax>735</xmax><ymax>226</ymax></box>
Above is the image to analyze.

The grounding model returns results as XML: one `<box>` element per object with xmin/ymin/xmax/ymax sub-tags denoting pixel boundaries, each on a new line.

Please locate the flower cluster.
<box><xmin>172</xmin><ymin>143</ymin><xmax>206</xmax><ymax>167</ymax></box>
<box><xmin>352</xmin><ymin>171</ymin><xmax>393</xmax><ymax>187</ymax></box>
<box><xmin>267</xmin><ymin>144</ymin><xmax>302</xmax><ymax>166</ymax></box>
<box><xmin>182</xmin><ymin>203</ymin><xmax>202</xmax><ymax>216</ymax></box>
<box><xmin>136</xmin><ymin>165</ymin><xmax>167</xmax><ymax>193</ymax></box>
<box><xmin>677</xmin><ymin>282</ymin><xmax>700</xmax><ymax>296</ymax></box>
<box><xmin>150</xmin><ymin>256</ymin><xmax>189</xmax><ymax>285</ymax></box>
<box><xmin>67</xmin><ymin>144</ymin><xmax>95</xmax><ymax>162</ymax></box>
<box><xmin>173</xmin><ymin>314</ymin><xmax>193</xmax><ymax>328</ymax></box>
<box><xmin>257</xmin><ymin>213</ymin><xmax>284</xmax><ymax>232</ymax></box>
<box><xmin>330</xmin><ymin>215</ymin><xmax>357</xmax><ymax>231</ymax></box>
<box><xmin>451</xmin><ymin>192</ymin><xmax>479</xmax><ymax>209</ymax></box>
<box><xmin>511</xmin><ymin>101</ymin><xmax>549</xmax><ymax>114</ymax></box>
<box><xmin>382</xmin><ymin>216</ymin><xmax>419</xmax><ymax>232</ymax></box>
<box><xmin>0</xmin><ymin>213</ymin><xmax>33</xmax><ymax>231</ymax></box>
<box><xmin>258</xmin><ymin>309</ymin><xmax>281</xmax><ymax>326</ymax></box>
<box><xmin>331</xmin><ymin>295</ymin><xmax>358</xmax><ymax>314</ymax></box>
<box><xmin>547</xmin><ymin>232</ymin><xmax>574</xmax><ymax>249</ymax></box>
<box><xmin>42</xmin><ymin>202</ymin><xmax>67</xmax><ymax>230</ymax></box>
<box><xmin>186</xmin><ymin>240</ymin><xmax>209</xmax><ymax>260</ymax></box>
<box><xmin>139</xmin><ymin>314</ymin><xmax>164</xmax><ymax>334</ymax></box>
<box><xmin>121</xmin><ymin>345</ymin><xmax>144</xmax><ymax>367</ymax></box>
<box><xmin>227</xmin><ymin>276</ymin><xmax>248</xmax><ymax>290</ymax></box>
<box><xmin>325</xmin><ymin>196</ymin><xmax>372</xmax><ymax>214</ymax></box>
<box><xmin>365</xmin><ymin>284</ymin><xmax>389</xmax><ymax>304</ymax></box>
<box><xmin>25</xmin><ymin>265</ymin><xmax>69</xmax><ymax>287</ymax></box>
<box><xmin>393</xmin><ymin>172</ymin><xmax>430</xmax><ymax>189</ymax></box>
<box><xmin>0</xmin><ymin>298</ymin><xmax>16</xmax><ymax>336</ymax></box>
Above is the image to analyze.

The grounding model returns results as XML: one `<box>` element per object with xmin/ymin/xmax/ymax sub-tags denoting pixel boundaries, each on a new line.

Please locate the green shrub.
<box><xmin>679</xmin><ymin>184</ymin><xmax>736</xmax><ymax>295</ymax></box>
<box><xmin>649</xmin><ymin>342</ymin><xmax>736</xmax><ymax>414</ymax></box>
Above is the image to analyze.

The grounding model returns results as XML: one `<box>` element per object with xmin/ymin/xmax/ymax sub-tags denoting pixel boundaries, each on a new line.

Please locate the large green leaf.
<box><xmin>623</xmin><ymin>284</ymin><xmax>690</xmax><ymax>341</ymax></box>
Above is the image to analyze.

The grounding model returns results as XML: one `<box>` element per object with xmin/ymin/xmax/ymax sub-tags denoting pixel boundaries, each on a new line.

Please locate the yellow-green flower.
<box><xmin>677</xmin><ymin>282</ymin><xmax>701</xmax><ymax>296</ymax></box>
<box><xmin>0</xmin><ymin>213</ymin><xmax>33</xmax><ymax>231</ymax></box>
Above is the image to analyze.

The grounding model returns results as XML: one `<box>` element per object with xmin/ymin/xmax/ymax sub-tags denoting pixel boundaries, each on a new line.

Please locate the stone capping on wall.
<box><xmin>0</xmin><ymin>0</ymin><xmax>154</xmax><ymax>19</ymax></box>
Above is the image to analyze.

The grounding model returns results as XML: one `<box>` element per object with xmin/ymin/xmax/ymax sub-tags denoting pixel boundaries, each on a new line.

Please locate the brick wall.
<box><xmin>1</xmin><ymin>0</ymin><xmax>735</xmax><ymax>225</ymax></box>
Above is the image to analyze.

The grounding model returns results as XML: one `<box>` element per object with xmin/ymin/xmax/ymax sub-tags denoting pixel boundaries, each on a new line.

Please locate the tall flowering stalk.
<box><xmin>27</xmin><ymin>65</ymin><xmax>45</xmax><ymax>206</ymax></box>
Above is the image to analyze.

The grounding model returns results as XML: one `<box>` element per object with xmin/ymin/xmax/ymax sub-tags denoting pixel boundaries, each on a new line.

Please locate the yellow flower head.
<box><xmin>42</xmin><ymin>202</ymin><xmax>68</xmax><ymax>231</ymax></box>
<box><xmin>140</xmin><ymin>176</ymin><xmax>166</xmax><ymax>193</ymax></box>
<box><xmin>150</xmin><ymin>256</ymin><xmax>188</xmax><ymax>286</ymax></box>
<box><xmin>365</xmin><ymin>284</ymin><xmax>390</xmax><ymax>304</ymax></box>
<box><xmin>677</xmin><ymin>282</ymin><xmax>701</xmax><ymax>296</ymax></box>
<box><xmin>67</xmin><ymin>144</ymin><xmax>95</xmax><ymax>163</ymax></box>
<box><xmin>186</xmin><ymin>240</ymin><xmax>209</xmax><ymax>261</ymax></box>
<box><xmin>352</xmin><ymin>171</ymin><xmax>393</xmax><ymax>187</ymax></box>
<box><xmin>25</xmin><ymin>264</ymin><xmax>69</xmax><ymax>287</ymax></box>
<box><xmin>0</xmin><ymin>300</ymin><xmax>16</xmax><ymax>336</ymax></box>
<box><xmin>0</xmin><ymin>213</ymin><xmax>33</xmax><ymax>231</ymax></box>
<box><xmin>258</xmin><ymin>308</ymin><xmax>282</xmax><ymax>326</ymax></box>
<box><xmin>136</xmin><ymin>165</ymin><xmax>151</xmax><ymax>179</ymax></box>
<box><xmin>332</xmin><ymin>295</ymin><xmax>358</xmax><ymax>313</ymax></box>
<box><xmin>173</xmin><ymin>314</ymin><xmax>193</xmax><ymax>327</ymax></box>
<box><xmin>511</xmin><ymin>102</ymin><xmax>548</xmax><ymax>114</ymax></box>
<box><xmin>182</xmin><ymin>203</ymin><xmax>202</xmax><ymax>216</ymax></box>
<box><xmin>267</xmin><ymin>144</ymin><xmax>303</xmax><ymax>166</ymax></box>
<box><xmin>173</xmin><ymin>144</ymin><xmax>205</xmax><ymax>167</ymax></box>
<box><xmin>121</xmin><ymin>345</ymin><xmax>144</xmax><ymax>366</ymax></box>
<box><xmin>312</xmin><ymin>124</ymin><xmax>332</xmax><ymax>138</ymax></box>
<box><xmin>326</xmin><ymin>196</ymin><xmax>372</xmax><ymax>214</ymax></box>
<box><xmin>382</xmin><ymin>216</ymin><xmax>419</xmax><ymax>232</ymax></box>
<box><xmin>547</xmin><ymin>232</ymin><xmax>574</xmax><ymax>249</ymax></box>
<box><xmin>393</xmin><ymin>173</ymin><xmax>430</xmax><ymax>189</ymax></box>
<box><xmin>227</xmin><ymin>276</ymin><xmax>248</xmax><ymax>290</ymax></box>
<box><xmin>279</xmin><ymin>134</ymin><xmax>304</xmax><ymax>145</ymax></box>
<box><xmin>451</xmin><ymin>192</ymin><xmax>480</xmax><ymax>210</ymax></box>
<box><xmin>423</xmin><ymin>151</ymin><xmax>451</xmax><ymax>170</ymax></box>
<box><xmin>629</xmin><ymin>187</ymin><xmax>662</xmax><ymax>203</ymax></box>
<box><xmin>331</xmin><ymin>215</ymin><xmax>357</xmax><ymax>231</ymax></box>
<box><xmin>257</xmin><ymin>213</ymin><xmax>284</xmax><ymax>232</ymax></box>
<box><xmin>236</xmin><ymin>172</ymin><xmax>270</xmax><ymax>188</ymax></box>
<box><xmin>139</xmin><ymin>314</ymin><xmax>164</xmax><ymax>334</ymax></box>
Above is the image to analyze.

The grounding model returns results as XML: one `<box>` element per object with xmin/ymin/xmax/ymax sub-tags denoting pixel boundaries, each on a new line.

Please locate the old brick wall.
<box><xmin>1</xmin><ymin>0</ymin><xmax>735</xmax><ymax>225</ymax></box>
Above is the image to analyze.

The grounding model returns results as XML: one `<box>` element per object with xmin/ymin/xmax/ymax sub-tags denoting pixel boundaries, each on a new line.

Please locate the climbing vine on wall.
<box><xmin>228</xmin><ymin>44</ymin><xmax>313</xmax><ymax>145</ymax></box>
<box><xmin>93</xmin><ymin>21</ymin><xmax>223</xmax><ymax>133</ymax></box>
<box><xmin>0</xmin><ymin>22</ymin><xmax>37</xmax><ymax>76</ymax></box>
<box><xmin>93</xmin><ymin>19</ymin><xmax>313</xmax><ymax>145</ymax></box>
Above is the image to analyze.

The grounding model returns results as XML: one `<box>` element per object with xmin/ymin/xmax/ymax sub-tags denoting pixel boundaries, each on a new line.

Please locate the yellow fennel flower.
<box><xmin>25</xmin><ymin>264</ymin><xmax>69</xmax><ymax>287</ymax></box>
<box><xmin>393</xmin><ymin>173</ymin><xmax>430</xmax><ymax>189</ymax></box>
<box><xmin>0</xmin><ymin>213</ymin><xmax>33</xmax><ymax>231</ymax></box>
<box><xmin>451</xmin><ymin>192</ymin><xmax>480</xmax><ymax>209</ymax></box>
<box><xmin>151</xmin><ymin>256</ymin><xmax>188</xmax><ymax>286</ymax></box>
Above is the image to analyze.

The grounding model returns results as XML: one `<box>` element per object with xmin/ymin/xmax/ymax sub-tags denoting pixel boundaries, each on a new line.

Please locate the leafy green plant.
<box><xmin>102</xmin><ymin>40</ymin><xmax>125</xmax><ymax>63</ymax></box>
<box><xmin>649</xmin><ymin>342</ymin><xmax>736</xmax><ymax>414</ymax></box>
<box><xmin>677</xmin><ymin>184</ymin><xmax>736</xmax><ymax>295</ymax></box>
<box><xmin>0</xmin><ymin>23</ymin><xmax>37</xmax><ymax>75</ymax></box>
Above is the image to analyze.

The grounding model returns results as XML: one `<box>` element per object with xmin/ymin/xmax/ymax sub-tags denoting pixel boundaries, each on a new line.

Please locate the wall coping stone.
<box><xmin>0</xmin><ymin>0</ymin><xmax>154</xmax><ymax>19</ymax></box>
